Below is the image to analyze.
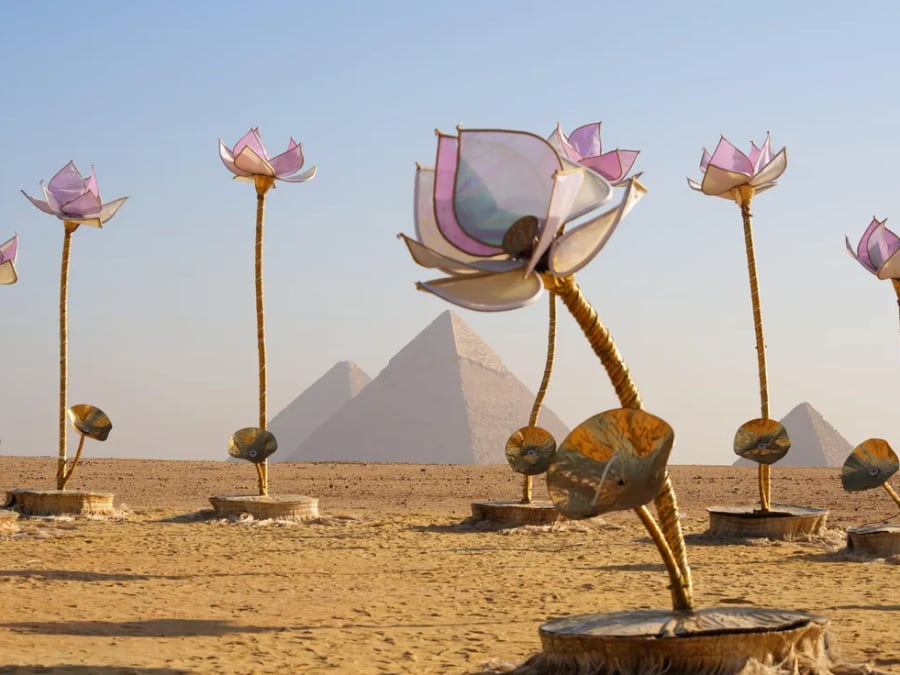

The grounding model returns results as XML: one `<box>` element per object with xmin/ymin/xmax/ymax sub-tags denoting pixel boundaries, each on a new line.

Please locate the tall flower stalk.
<box><xmin>220</xmin><ymin>128</ymin><xmax>316</xmax><ymax>495</ymax></box>
<box><xmin>689</xmin><ymin>134</ymin><xmax>788</xmax><ymax>512</ymax></box>
<box><xmin>400</xmin><ymin>127</ymin><xmax>692</xmax><ymax>611</ymax></box>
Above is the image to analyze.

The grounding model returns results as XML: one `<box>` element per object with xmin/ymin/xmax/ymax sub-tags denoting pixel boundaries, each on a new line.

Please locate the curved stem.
<box><xmin>733</xmin><ymin>185</ymin><xmax>772</xmax><ymax>512</ymax></box>
<box><xmin>883</xmin><ymin>482</ymin><xmax>900</xmax><ymax>510</ymax></box>
<box><xmin>522</xmin><ymin>291</ymin><xmax>558</xmax><ymax>504</ymax></box>
<box><xmin>57</xmin><ymin>223</ymin><xmax>76</xmax><ymax>491</ymax></box>
<box><xmin>550</xmin><ymin>274</ymin><xmax>693</xmax><ymax>611</ymax></box>
<box><xmin>254</xmin><ymin>176</ymin><xmax>275</xmax><ymax>497</ymax></box>
<box><xmin>59</xmin><ymin>434</ymin><xmax>86</xmax><ymax>490</ymax></box>
<box><xmin>892</xmin><ymin>279</ymin><xmax>900</xmax><ymax>335</ymax></box>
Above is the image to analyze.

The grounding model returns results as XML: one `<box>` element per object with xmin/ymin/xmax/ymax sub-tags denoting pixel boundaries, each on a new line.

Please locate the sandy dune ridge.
<box><xmin>1</xmin><ymin>457</ymin><xmax>898</xmax><ymax>674</ymax></box>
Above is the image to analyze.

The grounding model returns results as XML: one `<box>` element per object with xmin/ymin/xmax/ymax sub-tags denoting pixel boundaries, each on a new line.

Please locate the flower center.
<box><xmin>502</xmin><ymin>215</ymin><xmax>539</xmax><ymax>259</ymax></box>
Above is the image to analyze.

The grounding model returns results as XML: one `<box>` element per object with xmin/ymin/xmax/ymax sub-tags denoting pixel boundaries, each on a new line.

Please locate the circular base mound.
<box><xmin>511</xmin><ymin>607</ymin><xmax>850</xmax><ymax>674</ymax></box>
<box><xmin>0</xmin><ymin>509</ymin><xmax>19</xmax><ymax>532</ymax></box>
<box><xmin>471</xmin><ymin>500</ymin><xmax>564</xmax><ymax>526</ymax></box>
<box><xmin>707</xmin><ymin>503</ymin><xmax>828</xmax><ymax>539</ymax></box>
<box><xmin>847</xmin><ymin>524</ymin><xmax>900</xmax><ymax>557</ymax></box>
<box><xmin>209</xmin><ymin>494</ymin><xmax>319</xmax><ymax>521</ymax></box>
<box><xmin>5</xmin><ymin>489</ymin><xmax>115</xmax><ymax>516</ymax></box>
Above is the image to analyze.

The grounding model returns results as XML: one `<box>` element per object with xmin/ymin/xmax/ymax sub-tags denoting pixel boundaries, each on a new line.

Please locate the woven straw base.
<box><xmin>509</xmin><ymin>607</ymin><xmax>873</xmax><ymax>674</ymax></box>
<box><xmin>209</xmin><ymin>494</ymin><xmax>320</xmax><ymax>521</ymax></box>
<box><xmin>471</xmin><ymin>500</ymin><xmax>564</xmax><ymax>526</ymax></box>
<box><xmin>0</xmin><ymin>509</ymin><xmax>19</xmax><ymax>532</ymax></box>
<box><xmin>707</xmin><ymin>504</ymin><xmax>828</xmax><ymax>539</ymax></box>
<box><xmin>6</xmin><ymin>489</ymin><xmax>115</xmax><ymax>516</ymax></box>
<box><xmin>846</xmin><ymin>524</ymin><xmax>900</xmax><ymax>558</ymax></box>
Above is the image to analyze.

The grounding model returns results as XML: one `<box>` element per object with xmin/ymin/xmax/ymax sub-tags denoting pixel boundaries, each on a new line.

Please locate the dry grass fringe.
<box><xmin>160</xmin><ymin>509</ymin><xmax>360</xmax><ymax>527</ymax></box>
<box><xmin>454</xmin><ymin>516</ymin><xmax>620</xmax><ymax>535</ymax></box>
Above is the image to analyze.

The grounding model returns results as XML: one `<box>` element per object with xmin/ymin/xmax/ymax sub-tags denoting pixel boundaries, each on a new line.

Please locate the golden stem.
<box><xmin>522</xmin><ymin>291</ymin><xmax>558</xmax><ymax>504</ymax></box>
<box><xmin>635</xmin><ymin>506</ymin><xmax>693</xmax><ymax>611</ymax></box>
<box><xmin>549</xmin><ymin>274</ymin><xmax>693</xmax><ymax>610</ymax></box>
<box><xmin>59</xmin><ymin>434</ymin><xmax>86</xmax><ymax>490</ymax></box>
<box><xmin>57</xmin><ymin>223</ymin><xmax>77</xmax><ymax>491</ymax></box>
<box><xmin>733</xmin><ymin>185</ymin><xmax>772</xmax><ymax>512</ymax></box>
<box><xmin>254</xmin><ymin>175</ymin><xmax>275</xmax><ymax>497</ymax></box>
<box><xmin>892</xmin><ymin>279</ymin><xmax>900</xmax><ymax>333</ymax></box>
<box><xmin>883</xmin><ymin>482</ymin><xmax>900</xmax><ymax>510</ymax></box>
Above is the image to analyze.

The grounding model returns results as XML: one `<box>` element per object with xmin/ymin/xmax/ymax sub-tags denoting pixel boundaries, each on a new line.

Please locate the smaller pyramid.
<box><xmin>734</xmin><ymin>402</ymin><xmax>851</xmax><ymax>468</ymax></box>
<box><xmin>268</xmin><ymin>361</ymin><xmax>371</xmax><ymax>462</ymax></box>
<box><xmin>287</xmin><ymin>310</ymin><xmax>570</xmax><ymax>464</ymax></box>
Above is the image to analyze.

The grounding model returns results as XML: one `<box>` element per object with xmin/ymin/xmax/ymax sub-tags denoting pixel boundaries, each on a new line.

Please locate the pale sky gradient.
<box><xmin>1</xmin><ymin>1</ymin><xmax>898</xmax><ymax>465</ymax></box>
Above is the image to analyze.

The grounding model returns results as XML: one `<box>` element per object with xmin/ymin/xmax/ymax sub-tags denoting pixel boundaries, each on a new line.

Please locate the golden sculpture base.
<box><xmin>209</xmin><ymin>494</ymin><xmax>320</xmax><ymax>522</ymax></box>
<box><xmin>0</xmin><ymin>509</ymin><xmax>19</xmax><ymax>532</ymax></box>
<box><xmin>706</xmin><ymin>504</ymin><xmax>828</xmax><ymax>540</ymax></box>
<box><xmin>509</xmin><ymin>607</ymin><xmax>873</xmax><ymax>674</ymax></box>
<box><xmin>5</xmin><ymin>489</ymin><xmax>115</xmax><ymax>517</ymax></box>
<box><xmin>471</xmin><ymin>500</ymin><xmax>564</xmax><ymax>526</ymax></box>
<box><xmin>847</xmin><ymin>524</ymin><xmax>900</xmax><ymax>558</ymax></box>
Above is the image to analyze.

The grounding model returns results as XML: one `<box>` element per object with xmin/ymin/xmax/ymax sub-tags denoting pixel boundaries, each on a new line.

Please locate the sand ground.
<box><xmin>0</xmin><ymin>457</ymin><xmax>898</xmax><ymax>674</ymax></box>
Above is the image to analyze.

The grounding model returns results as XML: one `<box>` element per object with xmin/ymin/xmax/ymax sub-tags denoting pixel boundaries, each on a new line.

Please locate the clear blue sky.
<box><xmin>1</xmin><ymin>1</ymin><xmax>898</xmax><ymax>464</ymax></box>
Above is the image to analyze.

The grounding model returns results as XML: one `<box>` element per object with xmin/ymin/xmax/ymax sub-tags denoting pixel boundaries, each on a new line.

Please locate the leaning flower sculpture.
<box><xmin>219</xmin><ymin>127</ymin><xmax>316</xmax><ymax>496</ymax></box>
<box><xmin>547</xmin><ymin>122</ymin><xmax>639</xmax><ymax>184</ymax></box>
<box><xmin>0</xmin><ymin>234</ymin><xmax>18</xmax><ymax>285</ymax></box>
<box><xmin>846</xmin><ymin>217</ymin><xmax>900</xmax><ymax>329</ymax></box>
<box><xmin>689</xmin><ymin>134</ymin><xmax>789</xmax><ymax>513</ymax></box>
<box><xmin>22</xmin><ymin>162</ymin><xmax>125</xmax><ymax>489</ymax></box>
<box><xmin>399</xmin><ymin>126</ymin><xmax>694</xmax><ymax>611</ymax></box>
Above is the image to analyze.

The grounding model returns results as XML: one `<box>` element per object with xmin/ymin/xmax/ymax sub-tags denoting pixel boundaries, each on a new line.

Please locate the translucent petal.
<box><xmin>699</xmin><ymin>148</ymin><xmax>712</xmax><ymax>172</ymax></box>
<box><xmin>399</xmin><ymin>234</ymin><xmax>519</xmax><ymax>275</ymax></box>
<box><xmin>47</xmin><ymin>161</ymin><xmax>88</xmax><ymax>206</ymax></box>
<box><xmin>567</xmin><ymin>122</ymin><xmax>603</xmax><ymax>158</ymax></box>
<box><xmin>750</xmin><ymin>134</ymin><xmax>774</xmax><ymax>174</ymax></box>
<box><xmin>700</xmin><ymin>165</ymin><xmax>750</xmax><ymax>196</ymax></box>
<box><xmin>525</xmin><ymin>169</ymin><xmax>585</xmax><ymax>275</ymax></box>
<box><xmin>84</xmin><ymin>166</ymin><xmax>99</xmax><ymax>198</ymax></box>
<box><xmin>851</xmin><ymin>217</ymin><xmax>886</xmax><ymax>270</ymax></box>
<box><xmin>433</xmin><ymin>134</ymin><xmax>503</xmax><ymax>256</ymax></box>
<box><xmin>269</xmin><ymin>142</ymin><xmax>305</xmax><ymax>177</ymax></box>
<box><xmin>90</xmin><ymin>197</ymin><xmax>128</xmax><ymax>225</ymax></box>
<box><xmin>0</xmin><ymin>259</ymin><xmax>17</xmax><ymax>284</ymax></box>
<box><xmin>232</xmin><ymin>128</ymin><xmax>270</xmax><ymax>160</ymax></box>
<box><xmin>550</xmin><ymin>177</ymin><xmax>647</xmax><ymax>276</ymax></box>
<box><xmin>546</xmin><ymin>124</ymin><xmax>580</xmax><ymax>161</ymax></box>
<box><xmin>219</xmin><ymin>139</ymin><xmax>250</xmax><ymax>176</ymax></box>
<box><xmin>21</xmin><ymin>190</ymin><xmax>57</xmax><ymax>215</ymax></box>
<box><xmin>0</xmin><ymin>234</ymin><xmax>17</xmax><ymax>264</ymax></box>
<box><xmin>453</xmin><ymin>129</ymin><xmax>561</xmax><ymax>246</ymax></box>
<box><xmin>579</xmin><ymin>149</ymin><xmax>639</xmax><ymax>182</ymax></box>
<box><xmin>560</xmin><ymin>156</ymin><xmax>613</xmax><ymax>220</ymax></box>
<box><xmin>686</xmin><ymin>177</ymin><xmax>703</xmax><ymax>192</ymax></box>
<box><xmin>278</xmin><ymin>165</ymin><xmax>317</xmax><ymax>183</ymax></box>
<box><xmin>877</xmin><ymin>248</ymin><xmax>900</xmax><ymax>279</ymax></box>
<box><xmin>418</xmin><ymin>268</ymin><xmax>543</xmax><ymax>312</ymax></box>
<box><xmin>233</xmin><ymin>145</ymin><xmax>275</xmax><ymax>176</ymax></box>
<box><xmin>61</xmin><ymin>191</ymin><xmax>103</xmax><ymax>218</ymax></box>
<box><xmin>708</xmin><ymin>136</ymin><xmax>753</xmax><ymax>175</ymax></box>
<box><xmin>749</xmin><ymin>148</ymin><xmax>787</xmax><ymax>187</ymax></box>
<box><xmin>845</xmin><ymin>235</ymin><xmax>877</xmax><ymax>275</ymax></box>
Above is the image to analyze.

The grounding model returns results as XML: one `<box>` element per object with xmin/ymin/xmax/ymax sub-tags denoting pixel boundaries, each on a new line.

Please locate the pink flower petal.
<box><xmin>47</xmin><ymin>161</ymin><xmax>89</xmax><ymax>206</ymax></box>
<box><xmin>546</xmin><ymin>124</ymin><xmax>581</xmax><ymax>161</ymax></box>
<box><xmin>277</xmin><ymin>165</ymin><xmax>317</xmax><ymax>183</ymax></box>
<box><xmin>269</xmin><ymin>142</ymin><xmax>305</xmax><ymax>177</ymax></box>
<box><xmin>749</xmin><ymin>148</ymin><xmax>787</xmax><ymax>187</ymax></box>
<box><xmin>21</xmin><ymin>190</ymin><xmax>57</xmax><ymax>215</ymax></box>
<box><xmin>567</xmin><ymin>123</ymin><xmax>603</xmax><ymax>158</ymax></box>
<box><xmin>219</xmin><ymin>139</ymin><xmax>250</xmax><ymax>176</ymax></box>
<box><xmin>232</xmin><ymin>128</ymin><xmax>270</xmax><ymax>160</ymax></box>
<box><xmin>708</xmin><ymin>136</ymin><xmax>753</xmax><ymax>175</ymax></box>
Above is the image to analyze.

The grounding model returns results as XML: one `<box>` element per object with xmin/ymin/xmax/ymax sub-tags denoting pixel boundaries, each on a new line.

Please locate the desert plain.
<box><xmin>0</xmin><ymin>457</ymin><xmax>898</xmax><ymax>674</ymax></box>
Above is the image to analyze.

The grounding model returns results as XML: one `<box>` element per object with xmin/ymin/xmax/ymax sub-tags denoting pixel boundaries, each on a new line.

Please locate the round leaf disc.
<box><xmin>547</xmin><ymin>408</ymin><xmax>674</xmax><ymax>519</ymax></box>
<box><xmin>228</xmin><ymin>427</ymin><xmax>278</xmax><ymax>464</ymax></box>
<box><xmin>505</xmin><ymin>426</ymin><xmax>557</xmax><ymax>475</ymax></box>
<box><xmin>733</xmin><ymin>418</ymin><xmax>790</xmax><ymax>465</ymax></box>
<box><xmin>66</xmin><ymin>404</ymin><xmax>112</xmax><ymax>441</ymax></box>
<box><xmin>841</xmin><ymin>438</ymin><xmax>899</xmax><ymax>492</ymax></box>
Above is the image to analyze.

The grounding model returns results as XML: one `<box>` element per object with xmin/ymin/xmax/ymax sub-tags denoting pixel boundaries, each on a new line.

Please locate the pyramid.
<box><xmin>267</xmin><ymin>361</ymin><xmax>371</xmax><ymax>462</ymax></box>
<box><xmin>734</xmin><ymin>402</ymin><xmax>851</xmax><ymax>468</ymax></box>
<box><xmin>286</xmin><ymin>310</ymin><xmax>570</xmax><ymax>464</ymax></box>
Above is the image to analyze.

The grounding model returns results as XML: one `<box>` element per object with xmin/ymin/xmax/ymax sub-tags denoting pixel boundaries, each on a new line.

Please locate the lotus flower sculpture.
<box><xmin>219</xmin><ymin>127</ymin><xmax>316</xmax><ymax>496</ymax></box>
<box><xmin>22</xmin><ymin>163</ymin><xmax>125</xmax><ymax>489</ymax></box>
<box><xmin>547</xmin><ymin>122</ymin><xmax>639</xmax><ymax>184</ymax></box>
<box><xmin>0</xmin><ymin>234</ymin><xmax>18</xmax><ymax>285</ymax></box>
<box><xmin>399</xmin><ymin>127</ymin><xmax>692</xmax><ymax>610</ymax></box>
<box><xmin>689</xmin><ymin>134</ymin><xmax>788</xmax><ymax>512</ymax></box>
<box><xmin>846</xmin><ymin>217</ymin><xmax>900</xmax><ymax>330</ymax></box>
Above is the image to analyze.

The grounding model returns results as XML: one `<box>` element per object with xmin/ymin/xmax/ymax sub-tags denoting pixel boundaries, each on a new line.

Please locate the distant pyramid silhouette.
<box><xmin>734</xmin><ymin>402</ymin><xmax>851</xmax><ymax>468</ymax></box>
<box><xmin>286</xmin><ymin>310</ymin><xmax>570</xmax><ymax>463</ymax></box>
<box><xmin>268</xmin><ymin>361</ymin><xmax>371</xmax><ymax>462</ymax></box>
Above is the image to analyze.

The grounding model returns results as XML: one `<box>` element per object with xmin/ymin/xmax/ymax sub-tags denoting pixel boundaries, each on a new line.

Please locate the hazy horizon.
<box><xmin>1</xmin><ymin>1</ymin><xmax>899</xmax><ymax>466</ymax></box>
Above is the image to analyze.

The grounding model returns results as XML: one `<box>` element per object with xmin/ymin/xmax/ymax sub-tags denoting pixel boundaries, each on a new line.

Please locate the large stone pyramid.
<box><xmin>285</xmin><ymin>310</ymin><xmax>570</xmax><ymax>464</ymax></box>
<box><xmin>734</xmin><ymin>402</ymin><xmax>851</xmax><ymax>468</ymax></box>
<box><xmin>268</xmin><ymin>361</ymin><xmax>371</xmax><ymax>462</ymax></box>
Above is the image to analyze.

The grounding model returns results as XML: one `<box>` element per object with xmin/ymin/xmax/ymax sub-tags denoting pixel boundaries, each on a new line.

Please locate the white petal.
<box><xmin>877</xmin><ymin>248</ymin><xmax>900</xmax><ymax>279</ymax></box>
<box><xmin>700</xmin><ymin>165</ymin><xmax>750</xmax><ymax>196</ymax></box>
<box><xmin>560</xmin><ymin>156</ymin><xmax>613</xmax><ymax>219</ymax></box>
<box><xmin>525</xmin><ymin>169</ymin><xmax>585</xmax><ymax>275</ymax></box>
<box><xmin>400</xmin><ymin>234</ymin><xmax>519</xmax><ymax>275</ymax></box>
<box><xmin>418</xmin><ymin>269</ymin><xmax>543</xmax><ymax>312</ymax></box>
<box><xmin>97</xmin><ymin>197</ymin><xmax>128</xmax><ymax>224</ymax></box>
<box><xmin>278</xmin><ymin>165</ymin><xmax>317</xmax><ymax>183</ymax></box>
<box><xmin>686</xmin><ymin>178</ymin><xmax>703</xmax><ymax>191</ymax></box>
<box><xmin>233</xmin><ymin>146</ymin><xmax>275</xmax><ymax>176</ymax></box>
<box><xmin>549</xmin><ymin>177</ymin><xmax>647</xmax><ymax>276</ymax></box>
<box><xmin>749</xmin><ymin>148</ymin><xmax>787</xmax><ymax>188</ymax></box>
<box><xmin>0</xmin><ymin>260</ymin><xmax>17</xmax><ymax>284</ymax></box>
<box><xmin>22</xmin><ymin>190</ymin><xmax>58</xmax><ymax>215</ymax></box>
<box><xmin>219</xmin><ymin>139</ymin><xmax>250</xmax><ymax>176</ymax></box>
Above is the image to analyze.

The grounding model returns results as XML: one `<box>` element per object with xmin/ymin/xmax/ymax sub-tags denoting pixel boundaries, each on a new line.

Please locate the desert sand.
<box><xmin>1</xmin><ymin>457</ymin><xmax>898</xmax><ymax>674</ymax></box>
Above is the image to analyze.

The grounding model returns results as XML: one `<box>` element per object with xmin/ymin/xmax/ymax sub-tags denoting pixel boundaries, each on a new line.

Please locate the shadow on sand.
<box><xmin>0</xmin><ymin>618</ymin><xmax>275</xmax><ymax>638</ymax></box>
<box><xmin>0</xmin><ymin>667</ymin><xmax>189</xmax><ymax>674</ymax></box>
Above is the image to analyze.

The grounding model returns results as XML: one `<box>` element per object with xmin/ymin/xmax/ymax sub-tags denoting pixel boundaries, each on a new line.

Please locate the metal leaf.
<box><xmin>66</xmin><ymin>404</ymin><xmax>112</xmax><ymax>441</ymax></box>
<box><xmin>841</xmin><ymin>438</ymin><xmax>899</xmax><ymax>492</ymax></box>
<box><xmin>228</xmin><ymin>427</ymin><xmax>278</xmax><ymax>464</ymax></box>
<box><xmin>505</xmin><ymin>426</ymin><xmax>556</xmax><ymax>475</ymax></box>
<box><xmin>733</xmin><ymin>418</ymin><xmax>790</xmax><ymax>465</ymax></box>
